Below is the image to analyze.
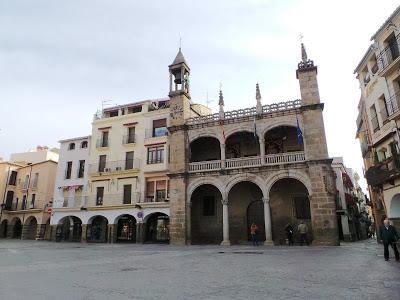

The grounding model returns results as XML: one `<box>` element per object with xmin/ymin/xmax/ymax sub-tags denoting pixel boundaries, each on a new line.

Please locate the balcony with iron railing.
<box><xmin>377</xmin><ymin>34</ymin><xmax>400</xmax><ymax>75</ymax></box>
<box><xmin>371</xmin><ymin>115</ymin><xmax>380</xmax><ymax>133</ymax></box>
<box><xmin>144</xmin><ymin>190</ymin><xmax>168</xmax><ymax>203</ymax></box>
<box><xmin>122</xmin><ymin>134</ymin><xmax>137</xmax><ymax>145</ymax></box>
<box><xmin>145</xmin><ymin>128</ymin><xmax>168</xmax><ymax>139</ymax></box>
<box><xmin>365</xmin><ymin>154</ymin><xmax>400</xmax><ymax>187</ymax></box>
<box><xmin>188</xmin><ymin>151</ymin><xmax>306</xmax><ymax>173</ymax></box>
<box><xmin>88</xmin><ymin>192</ymin><xmax>141</xmax><ymax>206</ymax></box>
<box><xmin>62</xmin><ymin>196</ymin><xmax>86</xmax><ymax>208</ymax></box>
<box><xmin>89</xmin><ymin>159</ymin><xmax>141</xmax><ymax>174</ymax></box>
<box><xmin>96</xmin><ymin>138</ymin><xmax>109</xmax><ymax>148</ymax></box>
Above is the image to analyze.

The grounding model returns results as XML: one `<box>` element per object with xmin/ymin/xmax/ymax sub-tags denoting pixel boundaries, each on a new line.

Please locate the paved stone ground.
<box><xmin>0</xmin><ymin>239</ymin><xmax>399</xmax><ymax>300</ymax></box>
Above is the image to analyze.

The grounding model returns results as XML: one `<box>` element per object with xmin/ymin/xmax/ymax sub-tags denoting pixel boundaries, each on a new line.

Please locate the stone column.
<box><xmin>21</xmin><ymin>224</ymin><xmax>29</xmax><ymax>240</ymax></box>
<box><xmin>136</xmin><ymin>222</ymin><xmax>144</xmax><ymax>243</ymax></box>
<box><xmin>220</xmin><ymin>198</ymin><xmax>230</xmax><ymax>246</ymax></box>
<box><xmin>36</xmin><ymin>224</ymin><xmax>46</xmax><ymax>240</ymax></box>
<box><xmin>107</xmin><ymin>224</ymin><xmax>115</xmax><ymax>243</ymax></box>
<box><xmin>263</xmin><ymin>197</ymin><xmax>273</xmax><ymax>245</ymax></box>
<box><xmin>6</xmin><ymin>224</ymin><xmax>14</xmax><ymax>239</ymax></box>
<box><xmin>259</xmin><ymin>139</ymin><xmax>265</xmax><ymax>165</ymax></box>
<box><xmin>81</xmin><ymin>224</ymin><xmax>88</xmax><ymax>243</ymax></box>
<box><xmin>221</xmin><ymin>143</ymin><xmax>226</xmax><ymax>169</ymax></box>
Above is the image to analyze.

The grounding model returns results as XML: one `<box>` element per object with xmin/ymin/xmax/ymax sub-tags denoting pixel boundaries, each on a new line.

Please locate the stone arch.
<box><xmin>143</xmin><ymin>212</ymin><xmax>170</xmax><ymax>243</ymax></box>
<box><xmin>24</xmin><ymin>216</ymin><xmax>38</xmax><ymax>226</ymax></box>
<box><xmin>114</xmin><ymin>214</ymin><xmax>137</xmax><ymax>243</ymax></box>
<box><xmin>189</xmin><ymin>136</ymin><xmax>221</xmax><ymax>162</ymax></box>
<box><xmin>389</xmin><ymin>194</ymin><xmax>400</xmax><ymax>218</ymax></box>
<box><xmin>188</xmin><ymin>177</ymin><xmax>225</xmax><ymax>201</ymax></box>
<box><xmin>265</xmin><ymin>170</ymin><xmax>312</xmax><ymax>197</ymax></box>
<box><xmin>189</xmin><ymin>131</ymin><xmax>223</xmax><ymax>144</ymax></box>
<box><xmin>225</xmin><ymin>173</ymin><xmax>267</xmax><ymax>201</ymax></box>
<box><xmin>225</xmin><ymin>127</ymin><xmax>259</xmax><ymax>140</ymax></box>
<box><xmin>114</xmin><ymin>214</ymin><xmax>137</xmax><ymax>224</ymax></box>
<box><xmin>24</xmin><ymin>216</ymin><xmax>38</xmax><ymax>240</ymax></box>
<box><xmin>261</xmin><ymin>119</ymin><xmax>300</xmax><ymax>138</ymax></box>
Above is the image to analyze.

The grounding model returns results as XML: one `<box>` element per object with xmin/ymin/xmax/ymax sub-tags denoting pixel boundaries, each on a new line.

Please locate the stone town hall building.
<box><xmin>168</xmin><ymin>45</ymin><xmax>338</xmax><ymax>246</ymax></box>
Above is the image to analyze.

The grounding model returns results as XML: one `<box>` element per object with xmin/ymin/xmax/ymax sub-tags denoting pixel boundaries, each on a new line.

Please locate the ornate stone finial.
<box><xmin>301</xmin><ymin>43</ymin><xmax>307</xmax><ymax>63</ymax></box>
<box><xmin>219</xmin><ymin>89</ymin><xmax>224</xmax><ymax>106</ymax></box>
<box><xmin>219</xmin><ymin>89</ymin><xmax>225</xmax><ymax>119</ymax></box>
<box><xmin>296</xmin><ymin>43</ymin><xmax>316</xmax><ymax>78</ymax></box>
<box><xmin>256</xmin><ymin>83</ymin><xmax>262</xmax><ymax>114</ymax></box>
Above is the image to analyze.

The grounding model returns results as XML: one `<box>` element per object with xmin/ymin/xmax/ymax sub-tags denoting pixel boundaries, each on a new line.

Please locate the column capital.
<box><xmin>221</xmin><ymin>198</ymin><xmax>229</xmax><ymax>205</ymax></box>
<box><xmin>262</xmin><ymin>197</ymin><xmax>270</xmax><ymax>204</ymax></box>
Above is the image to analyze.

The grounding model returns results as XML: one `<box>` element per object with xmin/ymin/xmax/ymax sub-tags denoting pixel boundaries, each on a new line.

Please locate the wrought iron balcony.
<box><xmin>145</xmin><ymin>128</ymin><xmax>168</xmax><ymax>139</ymax></box>
<box><xmin>377</xmin><ymin>34</ymin><xmax>400</xmax><ymax>73</ymax></box>
<box><xmin>365</xmin><ymin>154</ymin><xmax>400</xmax><ymax>187</ymax></box>
<box><xmin>87</xmin><ymin>193</ymin><xmax>141</xmax><ymax>206</ymax></box>
<box><xmin>89</xmin><ymin>159</ymin><xmax>141</xmax><ymax>174</ymax></box>
<box><xmin>122</xmin><ymin>134</ymin><xmax>137</xmax><ymax>144</ymax></box>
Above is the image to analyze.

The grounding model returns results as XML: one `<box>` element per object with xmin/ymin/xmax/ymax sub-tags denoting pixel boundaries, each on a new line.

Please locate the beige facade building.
<box><xmin>0</xmin><ymin>159</ymin><xmax>58</xmax><ymax>240</ymax></box>
<box><xmin>355</xmin><ymin>5</ymin><xmax>400</xmax><ymax>229</ymax></box>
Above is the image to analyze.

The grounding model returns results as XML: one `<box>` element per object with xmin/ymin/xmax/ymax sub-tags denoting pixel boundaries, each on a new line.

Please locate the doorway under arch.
<box><xmin>57</xmin><ymin>216</ymin><xmax>83</xmax><ymax>242</ymax></box>
<box><xmin>88</xmin><ymin>216</ymin><xmax>108</xmax><ymax>243</ymax></box>
<box><xmin>12</xmin><ymin>218</ymin><xmax>22</xmax><ymax>239</ymax></box>
<box><xmin>144</xmin><ymin>213</ymin><xmax>169</xmax><ymax>243</ymax></box>
<box><xmin>24</xmin><ymin>217</ymin><xmax>38</xmax><ymax>240</ymax></box>
<box><xmin>115</xmin><ymin>214</ymin><xmax>136</xmax><ymax>243</ymax></box>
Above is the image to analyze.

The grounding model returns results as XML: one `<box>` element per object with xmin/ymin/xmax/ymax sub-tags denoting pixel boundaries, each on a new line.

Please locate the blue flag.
<box><xmin>296</xmin><ymin>116</ymin><xmax>303</xmax><ymax>145</ymax></box>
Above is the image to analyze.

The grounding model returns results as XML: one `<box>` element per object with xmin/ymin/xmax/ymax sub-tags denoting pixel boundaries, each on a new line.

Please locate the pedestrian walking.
<box><xmin>297</xmin><ymin>221</ymin><xmax>309</xmax><ymax>246</ymax></box>
<box><xmin>379</xmin><ymin>217</ymin><xmax>399</xmax><ymax>261</ymax></box>
<box><xmin>250</xmin><ymin>222</ymin><xmax>259</xmax><ymax>246</ymax></box>
<box><xmin>284</xmin><ymin>223</ymin><xmax>294</xmax><ymax>246</ymax></box>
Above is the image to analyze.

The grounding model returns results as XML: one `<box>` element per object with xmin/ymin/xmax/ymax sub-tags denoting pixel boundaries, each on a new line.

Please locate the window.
<box><xmin>388</xmin><ymin>33</ymin><xmax>399</xmax><ymax>61</ymax></box>
<box><xmin>128</xmin><ymin>106</ymin><xmax>142</xmax><ymax>113</ymax></box>
<box><xmin>153</xmin><ymin>119</ymin><xmax>167</xmax><ymax>137</ymax></box>
<box><xmin>146</xmin><ymin>181</ymin><xmax>155</xmax><ymax>202</ymax></box>
<box><xmin>23</xmin><ymin>175</ymin><xmax>29</xmax><ymax>189</ymax></box>
<box><xmin>147</xmin><ymin>146</ymin><xmax>164</xmax><ymax>164</ymax></box>
<box><xmin>68</xmin><ymin>143</ymin><xmax>75</xmax><ymax>150</ymax></box>
<box><xmin>5</xmin><ymin>191</ymin><xmax>14</xmax><ymax>210</ymax></box>
<box><xmin>203</xmin><ymin>196</ymin><xmax>215</xmax><ymax>216</ymax></box>
<box><xmin>81</xmin><ymin>141</ymin><xmax>88</xmax><ymax>149</ymax></box>
<box><xmin>379</xmin><ymin>95</ymin><xmax>390</xmax><ymax>122</ymax></box>
<box><xmin>78</xmin><ymin>160</ymin><xmax>85</xmax><ymax>178</ymax></box>
<box><xmin>96</xmin><ymin>187</ymin><xmax>104</xmax><ymax>205</ymax></box>
<box><xmin>109</xmin><ymin>110</ymin><xmax>118</xmax><ymax>117</ymax></box>
<box><xmin>30</xmin><ymin>194</ymin><xmax>36</xmax><ymax>209</ymax></box>
<box><xmin>32</xmin><ymin>173</ymin><xmax>39</xmax><ymax>188</ymax></box>
<box><xmin>101</xmin><ymin>131</ymin><xmax>109</xmax><ymax>147</ymax></box>
<box><xmin>98</xmin><ymin>155</ymin><xmax>106</xmax><ymax>172</ymax></box>
<box><xmin>294</xmin><ymin>196</ymin><xmax>311</xmax><ymax>219</ymax></box>
<box><xmin>127</xmin><ymin>127</ymin><xmax>135</xmax><ymax>143</ymax></box>
<box><xmin>8</xmin><ymin>171</ymin><xmax>17</xmax><ymax>186</ymax></box>
<box><xmin>125</xmin><ymin>152</ymin><xmax>134</xmax><ymax>169</ymax></box>
<box><xmin>156</xmin><ymin>180</ymin><xmax>166</xmax><ymax>201</ymax></box>
<box><xmin>123</xmin><ymin>185</ymin><xmax>132</xmax><ymax>204</ymax></box>
<box><xmin>65</xmin><ymin>161</ymin><xmax>72</xmax><ymax>179</ymax></box>
<box><xmin>22</xmin><ymin>195</ymin><xmax>27</xmax><ymax>210</ymax></box>
<box><xmin>370</xmin><ymin>104</ymin><xmax>379</xmax><ymax>133</ymax></box>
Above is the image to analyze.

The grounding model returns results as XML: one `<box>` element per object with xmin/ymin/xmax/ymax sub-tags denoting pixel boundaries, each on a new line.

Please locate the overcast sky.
<box><xmin>0</xmin><ymin>0</ymin><xmax>399</xmax><ymax>191</ymax></box>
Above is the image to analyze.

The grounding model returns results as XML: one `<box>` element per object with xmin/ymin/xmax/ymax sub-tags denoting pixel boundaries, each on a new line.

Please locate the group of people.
<box><xmin>249</xmin><ymin>221</ymin><xmax>309</xmax><ymax>246</ymax></box>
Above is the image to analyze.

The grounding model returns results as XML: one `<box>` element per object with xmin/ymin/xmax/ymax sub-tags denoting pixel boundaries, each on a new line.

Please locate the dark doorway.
<box><xmin>12</xmin><ymin>218</ymin><xmax>22</xmax><ymax>238</ymax></box>
<box><xmin>58</xmin><ymin>216</ymin><xmax>82</xmax><ymax>242</ymax></box>
<box><xmin>116</xmin><ymin>215</ymin><xmax>136</xmax><ymax>243</ymax></box>
<box><xmin>25</xmin><ymin>217</ymin><xmax>37</xmax><ymax>240</ymax></box>
<box><xmin>145</xmin><ymin>213</ymin><xmax>169</xmax><ymax>243</ymax></box>
<box><xmin>89</xmin><ymin>216</ymin><xmax>108</xmax><ymax>243</ymax></box>
<box><xmin>247</xmin><ymin>200</ymin><xmax>265</xmax><ymax>241</ymax></box>
<box><xmin>0</xmin><ymin>220</ymin><xmax>8</xmax><ymax>238</ymax></box>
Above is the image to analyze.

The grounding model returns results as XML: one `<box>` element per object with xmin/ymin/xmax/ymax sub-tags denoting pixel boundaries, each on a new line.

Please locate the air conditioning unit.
<box><xmin>116</xmin><ymin>167</ymin><xmax>122</xmax><ymax>171</ymax></box>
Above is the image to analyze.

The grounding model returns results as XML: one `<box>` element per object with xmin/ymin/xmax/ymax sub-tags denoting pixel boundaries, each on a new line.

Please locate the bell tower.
<box><xmin>168</xmin><ymin>48</ymin><xmax>192</xmax><ymax>245</ymax></box>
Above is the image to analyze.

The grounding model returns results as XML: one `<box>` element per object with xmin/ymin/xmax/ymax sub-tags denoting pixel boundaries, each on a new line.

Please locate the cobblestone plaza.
<box><xmin>0</xmin><ymin>239</ymin><xmax>399</xmax><ymax>299</ymax></box>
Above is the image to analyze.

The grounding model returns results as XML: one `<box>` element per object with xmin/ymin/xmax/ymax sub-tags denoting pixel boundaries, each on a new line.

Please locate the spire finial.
<box><xmin>218</xmin><ymin>85</ymin><xmax>225</xmax><ymax>119</ymax></box>
<box><xmin>256</xmin><ymin>82</ymin><xmax>261</xmax><ymax>101</ymax></box>
<box><xmin>256</xmin><ymin>83</ymin><xmax>262</xmax><ymax>114</ymax></box>
<box><xmin>301</xmin><ymin>43</ymin><xmax>307</xmax><ymax>64</ymax></box>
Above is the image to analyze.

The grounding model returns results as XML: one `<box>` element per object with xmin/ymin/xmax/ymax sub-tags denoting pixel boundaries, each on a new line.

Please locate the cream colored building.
<box><xmin>0</xmin><ymin>159</ymin><xmax>58</xmax><ymax>240</ymax></box>
<box><xmin>355</xmin><ymin>5</ymin><xmax>400</xmax><ymax>228</ymax></box>
<box><xmin>50</xmin><ymin>97</ymin><xmax>210</xmax><ymax>243</ymax></box>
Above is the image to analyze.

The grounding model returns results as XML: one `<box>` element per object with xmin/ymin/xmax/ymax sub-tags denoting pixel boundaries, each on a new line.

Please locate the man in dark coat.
<box><xmin>379</xmin><ymin>218</ymin><xmax>399</xmax><ymax>261</ymax></box>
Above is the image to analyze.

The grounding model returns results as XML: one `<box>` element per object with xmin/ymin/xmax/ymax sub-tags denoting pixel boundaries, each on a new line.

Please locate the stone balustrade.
<box><xmin>188</xmin><ymin>151</ymin><xmax>305</xmax><ymax>173</ymax></box>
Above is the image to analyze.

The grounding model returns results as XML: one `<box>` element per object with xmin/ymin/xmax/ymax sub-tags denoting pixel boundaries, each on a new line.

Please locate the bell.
<box><xmin>174</xmin><ymin>72</ymin><xmax>182</xmax><ymax>84</ymax></box>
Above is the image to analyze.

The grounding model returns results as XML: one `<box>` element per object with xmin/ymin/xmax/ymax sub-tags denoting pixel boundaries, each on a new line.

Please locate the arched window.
<box><xmin>68</xmin><ymin>143</ymin><xmax>75</xmax><ymax>150</ymax></box>
<box><xmin>81</xmin><ymin>141</ymin><xmax>88</xmax><ymax>149</ymax></box>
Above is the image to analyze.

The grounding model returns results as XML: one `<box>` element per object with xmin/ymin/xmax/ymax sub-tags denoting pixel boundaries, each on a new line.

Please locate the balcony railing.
<box><xmin>380</xmin><ymin>107</ymin><xmax>389</xmax><ymax>123</ymax></box>
<box><xmin>188</xmin><ymin>151</ymin><xmax>305</xmax><ymax>172</ymax></box>
<box><xmin>144</xmin><ymin>196</ymin><xmax>168</xmax><ymax>203</ymax></box>
<box><xmin>61</xmin><ymin>196</ymin><xmax>86</xmax><ymax>208</ymax></box>
<box><xmin>145</xmin><ymin>128</ymin><xmax>168</xmax><ymax>139</ymax></box>
<box><xmin>388</xmin><ymin>90</ymin><xmax>400</xmax><ymax>116</ymax></box>
<box><xmin>89</xmin><ymin>159</ymin><xmax>141</xmax><ymax>174</ymax></box>
<box><xmin>122</xmin><ymin>134</ymin><xmax>137</xmax><ymax>144</ymax></box>
<box><xmin>377</xmin><ymin>34</ymin><xmax>400</xmax><ymax>72</ymax></box>
<box><xmin>365</xmin><ymin>154</ymin><xmax>400</xmax><ymax>186</ymax></box>
<box><xmin>88</xmin><ymin>193</ymin><xmax>141</xmax><ymax>206</ymax></box>
<box><xmin>186</xmin><ymin>99</ymin><xmax>301</xmax><ymax>125</ymax></box>
<box><xmin>96</xmin><ymin>139</ymin><xmax>109</xmax><ymax>148</ymax></box>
